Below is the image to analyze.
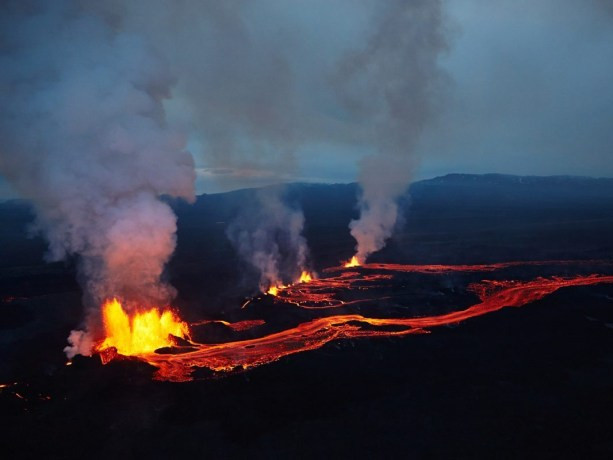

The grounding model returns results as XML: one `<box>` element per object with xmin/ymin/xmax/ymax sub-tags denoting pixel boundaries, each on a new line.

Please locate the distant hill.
<box><xmin>410</xmin><ymin>174</ymin><xmax>613</xmax><ymax>209</ymax></box>
<box><xmin>2</xmin><ymin>174</ymin><xmax>613</xmax><ymax>273</ymax></box>
<box><xmin>169</xmin><ymin>173</ymin><xmax>613</xmax><ymax>225</ymax></box>
<box><xmin>6</xmin><ymin>173</ymin><xmax>613</xmax><ymax>219</ymax></box>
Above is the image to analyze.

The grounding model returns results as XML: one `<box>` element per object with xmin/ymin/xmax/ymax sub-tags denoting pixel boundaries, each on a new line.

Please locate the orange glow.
<box><xmin>141</xmin><ymin>271</ymin><xmax>613</xmax><ymax>381</ymax></box>
<box><xmin>191</xmin><ymin>319</ymin><xmax>265</xmax><ymax>331</ymax></box>
<box><xmin>344</xmin><ymin>256</ymin><xmax>360</xmax><ymax>268</ymax></box>
<box><xmin>97</xmin><ymin>298</ymin><xmax>189</xmax><ymax>356</ymax></box>
<box><xmin>267</xmin><ymin>272</ymin><xmax>313</xmax><ymax>295</ymax></box>
<box><xmin>298</xmin><ymin>271</ymin><xmax>313</xmax><ymax>283</ymax></box>
<box><xmin>93</xmin><ymin>260</ymin><xmax>613</xmax><ymax>382</ymax></box>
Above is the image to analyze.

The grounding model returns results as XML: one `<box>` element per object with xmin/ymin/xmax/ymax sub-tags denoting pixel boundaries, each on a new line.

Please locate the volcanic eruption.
<box><xmin>0</xmin><ymin>1</ymin><xmax>450</xmax><ymax>364</ymax></box>
<box><xmin>227</xmin><ymin>188</ymin><xmax>313</xmax><ymax>296</ymax></box>
<box><xmin>344</xmin><ymin>256</ymin><xmax>361</xmax><ymax>268</ymax></box>
<box><xmin>4</xmin><ymin>2</ymin><xmax>613</xmax><ymax>458</ymax></box>
<box><xmin>90</xmin><ymin>259</ymin><xmax>613</xmax><ymax>382</ymax></box>
<box><xmin>0</xmin><ymin>2</ymin><xmax>196</xmax><ymax>357</ymax></box>
<box><xmin>97</xmin><ymin>298</ymin><xmax>189</xmax><ymax>358</ymax></box>
<box><xmin>3</xmin><ymin>1</ymin><xmax>613</xmax><ymax>390</ymax></box>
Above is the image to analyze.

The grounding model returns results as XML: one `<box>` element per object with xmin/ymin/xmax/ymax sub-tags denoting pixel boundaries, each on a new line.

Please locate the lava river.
<box><xmin>103</xmin><ymin>260</ymin><xmax>613</xmax><ymax>382</ymax></box>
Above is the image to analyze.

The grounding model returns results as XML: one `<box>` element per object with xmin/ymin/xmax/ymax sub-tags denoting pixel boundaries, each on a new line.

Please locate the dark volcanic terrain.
<box><xmin>2</xmin><ymin>174</ymin><xmax>613</xmax><ymax>459</ymax></box>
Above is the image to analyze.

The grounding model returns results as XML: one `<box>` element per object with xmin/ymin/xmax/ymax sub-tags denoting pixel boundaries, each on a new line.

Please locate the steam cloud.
<box><xmin>336</xmin><ymin>0</ymin><xmax>449</xmax><ymax>262</ymax></box>
<box><xmin>227</xmin><ymin>188</ymin><xmax>309</xmax><ymax>292</ymax></box>
<box><xmin>102</xmin><ymin>1</ymin><xmax>310</xmax><ymax>290</ymax></box>
<box><xmin>134</xmin><ymin>1</ymin><xmax>309</xmax><ymax>286</ymax></box>
<box><xmin>0</xmin><ymin>2</ymin><xmax>195</xmax><ymax>356</ymax></box>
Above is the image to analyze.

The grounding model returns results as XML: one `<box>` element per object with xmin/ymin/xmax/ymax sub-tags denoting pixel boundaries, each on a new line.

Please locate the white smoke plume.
<box><xmin>0</xmin><ymin>1</ymin><xmax>195</xmax><ymax>356</ymax></box>
<box><xmin>336</xmin><ymin>0</ymin><xmax>449</xmax><ymax>263</ymax></box>
<box><xmin>227</xmin><ymin>188</ymin><xmax>309</xmax><ymax>293</ymax></box>
<box><xmin>121</xmin><ymin>1</ymin><xmax>309</xmax><ymax>287</ymax></box>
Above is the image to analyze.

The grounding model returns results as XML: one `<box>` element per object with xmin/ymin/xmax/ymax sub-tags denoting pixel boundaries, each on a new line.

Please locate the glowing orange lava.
<box><xmin>142</xmin><ymin>272</ymin><xmax>613</xmax><ymax>381</ymax></box>
<box><xmin>266</xmin><ymin>285</ymin><xmax>283</xmax><ymax>296</ymax></box>
<box><xmin>266</xmin><ymin>271</ymin><xmax>313</xmax><ymax>296</ymax></box>
<box><xmin>95</xmin><ymin>260</ymin><xmax>613</xmax><ymax>382</ymax></box>
<box><xmin>191</xmin><ymin>319</ymin><xmax>265</xmax><ymax>332</ymax></box>
<box><xmin>96</xmin><ymin>298</ymin><xmax>189</xmax><ymax>356</ymax></box>
<box><xmin>298</xmin><ymin>271</ymin><xmax>313</xmax><ymax>283</ymax></box>
<box><xmin>344</xmin><ymin>256</ymin><xmax>361</xmax><ymax>268</ymax></box>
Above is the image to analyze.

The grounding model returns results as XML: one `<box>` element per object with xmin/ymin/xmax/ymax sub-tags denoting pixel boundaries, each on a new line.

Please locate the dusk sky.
<box><xmin>1</xmin><ymin>0</ymin><xmax>612</xmax><ymax>197</ymax></box>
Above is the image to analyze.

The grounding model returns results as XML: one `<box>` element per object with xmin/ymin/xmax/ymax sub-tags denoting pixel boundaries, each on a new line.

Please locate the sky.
<box><xmin>418</xmin><ymin>0</ymin><xmax>613</xmax><ymax>180</ymax></box>
<box><xmin>1</xmin><ymin>0</ymin><xmax>612</xmax><ymax>198</ymax></box>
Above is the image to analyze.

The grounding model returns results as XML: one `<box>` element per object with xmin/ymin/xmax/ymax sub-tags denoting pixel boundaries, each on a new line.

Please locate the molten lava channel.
<box><xmin>94</xmin><ymin>260</ymin><xmax>613</xmax><ymax>382</ymax></box>
<box><xmin>266</xmin><ymin>270</ymin><xmax>314</xmax><ymax>296</ymax></box>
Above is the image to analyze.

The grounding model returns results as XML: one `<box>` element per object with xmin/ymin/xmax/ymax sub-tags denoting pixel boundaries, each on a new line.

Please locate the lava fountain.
<box><xmin>96</xmin><ymin>298</ymin><xmax>190</xmax><ymax>357</ymax></box>
<box><xmin>344</xmin><ymin>256</ymin><xmax>361</xmax><ymax>268</ymax></box>
<box><xmin>266</xmin><ymin>270</ymin><xmax>314</xmax><ymax>296</ymax></box>
<box><xmin>266</xmin><ymin>285</ymin><xmax>285</xmax><ymax>296</ymax></box>
<box><xmin>298</xmin><ymin>270</ymin><xmax>313</xmax><ymax>283</ymax></box>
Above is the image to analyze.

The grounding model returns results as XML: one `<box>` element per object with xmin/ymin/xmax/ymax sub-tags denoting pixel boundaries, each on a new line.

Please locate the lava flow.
<box><xmin>92</xmin><ymin>260</ymin><xmax>613</xmax><ymax>382</ymax></box>
<box><xmin>266</xmin><ymin>270</ymin><xmax>314</xmax><ymax>296</ymax></box>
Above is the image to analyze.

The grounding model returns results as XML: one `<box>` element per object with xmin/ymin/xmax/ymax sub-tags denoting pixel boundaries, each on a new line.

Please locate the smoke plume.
<box><xmin>0</xmin><ymin>1</ymin><xmax>195</xmax><ymax>356</ymax></box>
<box><xmin>125</xmin><ymin>1</ymin><xmax>310</xmax><ymax>287</ymax></box>
<box><xmin>227</xmin><ymin>188</ymin><xmax>309</xmax><ymax>293</ymax></box>
<box><xmin>336</xmin><ymin>0</ymin><xmax>449</xmax><ymax>263</ymax></box>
